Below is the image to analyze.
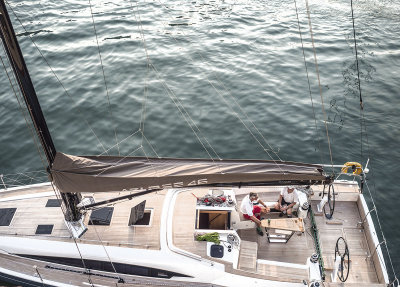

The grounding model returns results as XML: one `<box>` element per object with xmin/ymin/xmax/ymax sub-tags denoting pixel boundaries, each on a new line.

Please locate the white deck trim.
<box><xmin>0</xmin><ymin>182</ymin><xmax>51</xmax><ymax>192</ymax></box>
<box><xmin>0</xmin><ymin>191</ymin><xmax>54</xmax><ymax>202</ymax></box>
<box><xmin>257</xmin><ymin>259</ymin><xmax>308</xmax><ymax>269</ymax></box>
<box><xmin>163</xmin><ymin>189</ymin><xmax>222</xmax><ymax>267</ymax></box>
<box><xmin>359</xmin><ymin>194</ymin><xmax>390</xmax><ymax>284</ymax></box>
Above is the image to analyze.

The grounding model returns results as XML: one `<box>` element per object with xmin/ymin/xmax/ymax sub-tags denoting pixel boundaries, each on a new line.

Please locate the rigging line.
<box><xmin>154</xmin><ymin>55</ymin><xmax>274</xmax><ymax>163</ymax></box>
<box><xmin>155</xmin><ymin>0</ymin><xmax>283</xmax><ymax>163</ymax></box>
<box><xmin>293</xmin><ymin>0</ymin><xmax>323</xmax><ymax>165</ymax></box>
<box><xmin>149</xmin><ymin>62</ymin><xmax>221</xmax><ymax>162</ymax></box>
<box><xmin>0</xmin><ymin>49</ymin><xmax>48</xmax><ymax>170</ymax></box>
<box><xmin>364</xmin><ymin>181</ymin><xmax>397</xmax><ymax>278</ymax></box>
<box><xmin>130</xmin><ymin>1</ymin><xmax>151</xmax><ymax>141</ymax></box>
<box><xmin>12</xmin><ymin>172</ymin><xmax>23</xmax><ymax>182</ymax></box>
<box><xmin>4</xmin><ymin>1</ymin><xmax>109</xmax><ymax>155</ymax></box>
<box><xmin>360</xmin><ymin>110</ymin><xmax>373</xmax><ymax>190</ymax></box>
<box><xmin>138</xmin><ymin>145</ymin><xmax>161</xmax><ymax>178</ymax></box>
<box><xmin>130</xmin><ymin>1</ymin><xmax>221</xmax><ymax>162</ymax></box>
<box><xmin>0</xmin><ymin>177</ymin><xmax>27</xmax><ymax>187</ymax></box>
<box><xmin>204</xmin><ymin>71</ymin><xmax>282</xmax><ymax>159</ymax></box>
<box><xmin>1</xmin><ymin>173</ymin><xmax>40</xmax><ymax>185</ymax></box>
<box><xmin>49</xmin><ymin>183</ymin><xmax>95</xmax><ymax>287</ymax></box>
<box><xmin>86</xmin><ymin>208</ymin><xmax>120</xmax><ymax>279</ymax></box>
<box><xmin>132</xmin><ymin>2</ymin><xmax>220</xmax><ymax>161</ymax></box>
<box><xmin>188</xmin><ymin>69</ymin><xmax>281</xmax><ymax>165</ymax></box>
<box><xmin>304</xmin><ymin>0</ymin><xmax>334</xmax><ymax>173</ymax></box>
<box><xmin>350</xmin><ymin>0</ymin><xmax>363</xmax><ymax>110</ymax></box>
<box><xmin>360</xmin><ymin>109</ymin><xmax>395</xmax><ymax>278</ymax></box>
<box><xmin>136</xmin><ymin>5</ymin><xmax>155</xmax><ymax>152</ymax></box>
<box><xmin>154</xmin><ymin>22</ymin><xmax>281</xmax><ymax>168</ymax></box>
<box><xmin>192</xmin><ymin>53</ymin><xmax>281</xmax><ymax>161</ymax></box>
<box><xmin>208</xmin><ymin>72</ymin><xmax>281</xmax><ymax>158</ymax></box>
<box><xmin>140</xmin><ymin>67</ymin><xmax>150</xmax><ymax>143</ymax></box>
<box><xmin>132</xmin><ymin>2</ymin><xmax>219</xmax><ymax>162</ymax></box>
<box><xmin>95</xmin><ymin>145</ymin><xmax>144</xmax><ymax>177</ymax></box>
<box><xmin>141</xmin><ymin>131</ymin><xmax>161</xmax><ymax>158</ymax></box>
<box><xmin>1</xmin><ymin>170</ymin><xmax>47</xmax><ymax>176</ymax></box>
<box><xmin>360</xmin><ymin>106</ymin><xmax>363</xmax><ymax>160</ymax></box>
<box><xmin>202</xmin><ymin>75</ymin><xmax>279</xmax><ymax>164</ymax></box>
<box><xmin>97</xmin><ymin>129</ymin><xmax>141</xmax><ymax>156</ymax></box>
<box><xmin>349</xmin><ymin>3</ymin><xmax>389</xmax><ymax>273</ymax></box>
<box><xmin>0</xmin><ymin>32</ymin><xmax>46</xmax><ymax>167</ymax></box>
<box><xmin>350</xmin><ymin>0</ymin><xmax>365</xmax><ymax>160</ymax></box>
<box><xmin>88</xmin><ymin>0</ymin><xmax>120</xmax><ymax>156</ymax></box>
<box><xmin>9</xmin><ymin>172</ymin><xmax>37</xmax><ymax>182</ymax></box>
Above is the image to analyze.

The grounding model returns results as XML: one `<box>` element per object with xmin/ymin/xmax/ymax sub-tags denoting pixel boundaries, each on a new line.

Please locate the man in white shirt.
<box><xmin>274</xmin><ymin>186</ymin><xmax>298</xmax><ymax>218</ymax></box>
<box><xmin>240</xmin><ymin>192</ymin><xmax>269</xmax><ymax>236</ymax></box>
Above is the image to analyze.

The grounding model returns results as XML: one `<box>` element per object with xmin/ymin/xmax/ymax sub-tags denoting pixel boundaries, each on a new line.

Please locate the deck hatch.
<box><xmin>35</xmin><ymin>224</ymin><xmax>54</xmax><ymax>234</ymax></box>
<box><xmin>128</xmin><ymin>200</ymin><xmax>146</xmax><ymax>225</ymax></box>
<box><xmin>131</xmin><ymin>209</ymin><xmax>153</xmax><ymax>226</ymax></box>
<box><xmin>46</xmin><ymin>199</ymin><xmax>61</xmax><ymax>207</ymax></box>
<box><xmin>0</xmin><ymin>208</ymin><xmax>16</xmax><ymax>226</ymax></box>
<box><xmin>89</xmin><ymin>207</ymin><xmax>114</xmax><ymax>225</ymax></box>
<box><xmin>196</xmin><ymin>210</ymin><xmax>231</xmax><ymax>230</ymax></box>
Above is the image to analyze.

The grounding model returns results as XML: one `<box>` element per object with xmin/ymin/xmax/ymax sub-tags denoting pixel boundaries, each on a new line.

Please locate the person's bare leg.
<box><xmin>274</xmin><ymin>202</ymin><xmax>280</xmax><ymax>210</ymax></box>
<box><xmin>259</xmin><ymin>210</ymin><xmax>269</xmax><ymax>219</ymax></box>
<box><xmin>250</xmin><ymin>215</ymin><xmax>263</xmax><ymax>235</ymax></box>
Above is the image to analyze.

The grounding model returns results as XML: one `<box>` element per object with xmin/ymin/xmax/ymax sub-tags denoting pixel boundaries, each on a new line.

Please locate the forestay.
<box><xmin>51</xmin><ymin>152</ymin><xmax>328</xmax><ymax>194</ymax></box>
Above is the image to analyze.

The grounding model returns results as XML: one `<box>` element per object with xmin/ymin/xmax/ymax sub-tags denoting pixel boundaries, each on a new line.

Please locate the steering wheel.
<box><xmin>322</xmin><ymin>184</ymin><xmax>335</xmax><ymax>219</ymax></box>
<box><xmin>335</xmin><ymin>237</ymin><xmax>350</xmax><ymax>282</ymax></box>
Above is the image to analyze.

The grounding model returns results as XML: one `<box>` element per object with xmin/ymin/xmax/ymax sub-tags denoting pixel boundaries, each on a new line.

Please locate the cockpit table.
<box><xmin>261</xmin><ymin>218</ymin><xmax>305</xmax><ymax>243</ymax></box>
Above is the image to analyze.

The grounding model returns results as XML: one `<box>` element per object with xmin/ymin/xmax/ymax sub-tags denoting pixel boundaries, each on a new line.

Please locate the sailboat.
<box><xmin>0</xmin><ymin>0</ymin><xmax>395</xmax><ymax>286</ymax></box>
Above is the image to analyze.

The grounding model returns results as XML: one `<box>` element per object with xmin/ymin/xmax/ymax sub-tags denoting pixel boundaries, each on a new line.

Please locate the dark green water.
<box><xmin>0</xmin><ymin>0</ymin><xmax>399</xmax><ymax>283</ymax></box>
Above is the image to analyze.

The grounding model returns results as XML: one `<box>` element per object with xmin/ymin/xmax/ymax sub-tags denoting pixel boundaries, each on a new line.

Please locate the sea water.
<box><xmin>0</xmin><ymin>0</ymin><xmax>399</xmax><ymax>281</ymax></box>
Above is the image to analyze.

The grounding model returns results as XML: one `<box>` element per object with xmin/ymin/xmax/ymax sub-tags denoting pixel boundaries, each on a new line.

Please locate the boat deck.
<box><xmin>0</xmin><ymin>183</ymin><xmax>388</xmax><ymax>286</ymax></box>
<box><xmin>0</xmin><ymin>185</ymin><xmax>166</xmax><ymax>250</ymax></box>
<box><xmin>238</xmin><ymin>200</ymin><xmax>379</xmax><ymax>283</ymax></box>
<box><xmin>172</xmin><ymin>185</ymin><xmax>384</xmax><ymax>285</ymax></box>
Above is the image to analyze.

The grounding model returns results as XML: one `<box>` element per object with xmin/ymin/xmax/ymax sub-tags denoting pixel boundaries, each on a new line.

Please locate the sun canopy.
<box><xmin>51</xmin><ymin>152</ymin><xmax>327</xmax><ymax>194</ymax></box>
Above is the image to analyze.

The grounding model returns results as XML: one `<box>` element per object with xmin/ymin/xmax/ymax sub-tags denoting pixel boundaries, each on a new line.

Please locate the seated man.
<box><xmin>240</xmin><ymin>192</ymin><xmax>269</xmax><ymax>236</ymax></box>
<box><xmin>274</xmin><ymin>186</ymin><xmax>298</xmax><ymax>218</ymax></box>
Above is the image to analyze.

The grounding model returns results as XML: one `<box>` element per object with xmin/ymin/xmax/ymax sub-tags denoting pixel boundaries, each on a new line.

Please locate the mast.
<box><xmin>0</xmin><ymin>1</ymin><xmax>56</xmax><ymax>164</ymax></box>
<box><xmin>0</xmin><ymin>1</ymin><xmax>81</xmax><ymax>221</ymax></box>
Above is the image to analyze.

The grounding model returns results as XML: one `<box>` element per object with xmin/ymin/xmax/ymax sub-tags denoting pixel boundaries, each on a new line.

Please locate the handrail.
<box><xmin>363</xmin><ymin>181</ymin><xmax>397</xmax><ymax>282</ymax></box>
<box><xmin>0</xmin><ymin>174</ymin><xmax>6</xmax><ymax>190</ymax></box>
<box><xmin>367</xmin><ymin>240</ymin><xmax>386</xmax><ymax>260</ymax></box>
<box><xmin>389</xmin><ymin>277</ymin><xmax>399</xmax><ymax>287</ymax></box>
<box><xmin>0</xmin><ymin>171</ymin><xmax>48</xmax><ymax>190</ymax></box>
<box><xmin>357</xmin><ymin>207</ymin><xmax>376</xmax><ymax>227</ymax></box>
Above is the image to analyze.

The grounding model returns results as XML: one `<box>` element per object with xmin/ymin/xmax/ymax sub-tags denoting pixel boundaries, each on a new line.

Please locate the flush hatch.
<box><xmin>89</xmin><ymin>207</ymin><xmax>114</xmax><ymax>225</ymax></box>
<box><xmin>36</xmin><ymin>224</ymin><xmax>54</xmax><ymax>235</ymax></box>
<box><xmin>46</xmin><ymin>199</ymin><xmax>61</xmax><ymax>207</ymax></box>
<box><xmin>0</xmin><ymin>208</ymin><xmax>17</xmax><ymax>226</ymax></box>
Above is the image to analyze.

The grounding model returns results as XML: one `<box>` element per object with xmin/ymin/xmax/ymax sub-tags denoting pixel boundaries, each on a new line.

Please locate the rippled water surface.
<box><xmin>1</xmin><ymin>0</ymin><xmax>399</xmax><ymax>280</ymax></box>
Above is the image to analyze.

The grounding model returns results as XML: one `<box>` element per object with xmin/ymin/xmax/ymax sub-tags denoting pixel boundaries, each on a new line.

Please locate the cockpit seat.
<box><xmin>231</xmin><ymin>210</ymin><xmax>257</xmax><ymax>230</ymax></box>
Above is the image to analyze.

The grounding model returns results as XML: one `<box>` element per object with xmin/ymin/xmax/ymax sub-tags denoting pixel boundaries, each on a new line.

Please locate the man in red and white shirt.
<box><xmin>240</xmin><ymin>192</ymin><xmax>269</xmax><ymax>236</ymax></box>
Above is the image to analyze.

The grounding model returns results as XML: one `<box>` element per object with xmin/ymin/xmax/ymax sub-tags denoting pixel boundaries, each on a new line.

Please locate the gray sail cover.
<box><xmin>51</xmin><ymin>152</ymin><xmax>326</xmax><ymax>194</ymax></box>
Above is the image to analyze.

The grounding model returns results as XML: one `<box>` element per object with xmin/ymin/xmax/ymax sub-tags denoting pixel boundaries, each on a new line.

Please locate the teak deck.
<box><xmin>0</xmin><ymin>187</ymin><xmax>166</xmax><ymax>250</ymax></box>
<box><xmin>0</xmin><ymin>183</ymin><xmax>386</xmax><ymax>285</ymax></box>
<box><xmin>173</xmin><ymin>186</ymin><xmax>383</xmax><ymax>284</ymax></box>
